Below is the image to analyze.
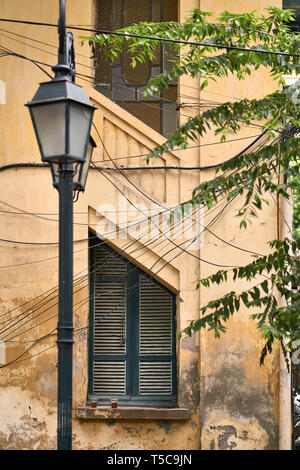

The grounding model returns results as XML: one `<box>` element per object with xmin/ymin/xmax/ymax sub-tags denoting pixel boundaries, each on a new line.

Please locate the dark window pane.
<box><xmin>151</xmin><ymin>0</ymin><xmax>161</xmax><ymax>22</ymax></box>
<box><xmin>163</xmin><ymin>44</ymin><xmax>177</xmax><ymax>76</ymax></box>
<box><xmin>163</xmin><ymin>85</ymin><xmax>177</xmax><ymax>104</ymax></box>
<box><xmin>122</xmin><ymin>0</ymin><xmax>152</xmax><ymax>88</ymax></box>
<box><xmin>94</xmin><ymin>43</ymin><xmax>111</xmax><ymax>83</ymax></box>
<box><xmin>122</xmin><ymin>47</ymin><xmax>151</xmax><ymax>87</ymax></box>
<box><xmin>94</xmin><ymin>0</ymin><xmax>178</xmax><ymax>137</ymax></box>
<box><xmin>283</xmin><ymin>0</ymin><xmax>300</xmax><ymax>32</ymax></box>
<box><xmin>95</xmin><ymin>0</ymin><xmax>110</xmax><ymax>28</ymax></box>
<box><xmin>164</xmin><ymin>0</ymin><xmax>178</xmax><ymax>22</ymax></box>
<box><xmin>162</xmin><ymin>102</ymin><xmax>177</xmax><ymax>140</ymax></box>
<box><xmin>119</xmin><ymin>102</ymin><xmax>161</xmax><ymax>133</ymax></box>
<box><xmin>151</xmin><ymin>66</ymin><xmax>162</xmax><ymax>79</ymax></box>
<box><xmin>111</xmin><ymin>67</ymin><xmax>136</xmax><ymax>100</ymax></box>
<box><xmin>94</xmin><ymin>84</ymin><xmax>110</xmax><ymax>98</ymax></box>
<box><xmin>112</xmin><ymin>0</ymin><xmax>122</xmax><ymax>30</ymax></box>
<box><xmin>95</xmin><ymin>0</ymin><xmax>111</xmax><ymax>83</ymax></box>
<box><xmin>151</xmin><ymin>47</ymin><xmax>161</xmax><ymax>66</ymax></box>
<box><xmin>124</xmin><ymin>0</ymin><xmax>150</xmax><ymax>25</ymax></box>
<box><xmin>162</xmin><ymin>87</ymin><xmax>177</xmax><ymax>139</ymax></box>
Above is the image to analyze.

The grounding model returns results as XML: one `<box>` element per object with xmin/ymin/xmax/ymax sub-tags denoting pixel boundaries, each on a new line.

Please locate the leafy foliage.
<box><xmin>181</xmin><ymin>237</ymin><xmax>300</xmax><ymax>365</ymax></box>
<box><xmin>84</xmin><ymin>7</ymin><xmax>300</xmax><ymax>364</ymax></box>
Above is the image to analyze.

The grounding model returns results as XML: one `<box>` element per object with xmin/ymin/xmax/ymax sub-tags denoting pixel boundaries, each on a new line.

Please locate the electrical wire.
<box><xmin>94</xmin><ymin>130</ymin><xmax>270</xmax><ymax>170</ymax></box>
<box><xmin>0</xmin><ymin>162</ymin><xmax>289</xmax><ymax>349</ymax></box>
<box><xmin>0</xmin><ymin>330</ymin><xmax>57</xmax><ymax>370</ymax></box>
<box><xmin>0</xmin><ymin>204</ymin><xmax>175</xmax><ymax>269</ymax></box>
<box><xmin>0</xmin><ymin>170</ymin><xmax>270</xmax><ymax>338</ymax></box>
<box><xmin>0</xmin><ymin>27</ymin><xmax>251</xmax><ymax>102</ymax></box>
<box><xmin>0</xmin><ymin>188</ymin><xmax>246</xmax><ymax>342</ymax></box>
<box><xmin>0</xmin><ymin>131</ymin><xmax>274</xmax><ymax>267</ymax></box>
<box><xmin>0</xmin><ymin>220</ymin><xmax>155</xmax><ymax>320</ymax></box>
<box><xmin>0</xmin><ymin>167</ymin><xmax>276</xmax><ymax>359</ymax></box>
<box><xmin>90</xmin><ymin>121</ymin><xmax>274</xmax><ymax>272</ymax></box>
<box><xmin>1</xmin><ymin>228</ymin><xmax>173</xmax><ymax>340</ymax></box>
<box><xmin>0</xmin><ymin>325</ymin><xmax>91</xmax><ymax>370</ymax></box>
<box><xmin>0</xmin><ymin>121</ymin><xmax>276</xmax><ymax>280</ymax></box>
<box><xmin>0</xmin><ymin>29</ymin><xmax>294</xmax><ymax>135</ymax></box>
<box><xmin>0</xmin><ymin>43</ymin><xmax>53</xmax><ymax>79</ymax></box>
<box><xmin>93</xmin><ymin>154</ymin><xmax>232</xmax><ymax>267</ymax></box>
<box><xmin>96</xmin><ymin>134</ymin><xmax>260</xmax><ymax>163</ymax></box>
<box><xmin>0</xmin><ymin>41</ymin><xmax>271</xmax><ymax>139</ymax></box>
<box><xmin>0</xmin><ymin>18</ymin><xmax>298</xmax><ymax>57</ymax></box>
<box><xmin>60</xmin><ymin>196</ymin><xmax>239</xmax><ymax>338</ymax></box>
<box><xmin>0</xmin><ymin>28</ymin><xmax>249</xmax><ymax>115</ymax></box>
<box><xmin>0</xmin><ymin>45</ymin><xmax>270</xmax><ymax>172</ymax></box>
<box><xmin>0</xmin><ymin>207</ymin><xmax>183</xmax><ymax>332</ymax></box>
<box><xmin>0</xmin><ymin>30</ymin><xmax>238</xmax><ymax>111</ymax></box>
<box><xmin>1</xmin><ymin>197</ymin><xmax>231</xmax><ymax>343</ymax></box>
<box><xmin>0</xmin><ymin>28</ymin><xmax>286</xmax><ymax>361</ymax></box>
<box><xmin>76</xmin><ymin>69</ymin><xmax>270</xmax><ymax>132</ymax></box>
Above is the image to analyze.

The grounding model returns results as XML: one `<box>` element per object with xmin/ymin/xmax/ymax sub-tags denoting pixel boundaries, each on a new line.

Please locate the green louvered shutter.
<box><xmin>138</xmin><ymin>275</ymin><xmax>174</xmax><ymax>397</ymax></box>
<box><xmin>91</xmin><ymin>245</ymin><xmax>128</xmax><ymax>398</ymax></box>
<box><xmin>89</xmin><ymin>241</ymin><xmax>177</xmax><ymax>406</ymax></box>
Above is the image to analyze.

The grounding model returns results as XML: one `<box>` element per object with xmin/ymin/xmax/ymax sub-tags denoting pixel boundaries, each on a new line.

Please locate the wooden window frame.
<box><xmin>87</xmin><ymin>238</ymin><xmax>178</xmax><ymax>408</ymax></box>
<box><xmin>94</xmin><ymin>0</ymin><xmax>178</xmax><ymax>138</ymax></box>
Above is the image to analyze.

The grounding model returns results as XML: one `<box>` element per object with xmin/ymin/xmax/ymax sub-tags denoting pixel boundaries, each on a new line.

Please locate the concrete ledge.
<box><xmin>76</xmin><ymin>407</ymin><xmax>191</xmax><ymax>421</ymax></box>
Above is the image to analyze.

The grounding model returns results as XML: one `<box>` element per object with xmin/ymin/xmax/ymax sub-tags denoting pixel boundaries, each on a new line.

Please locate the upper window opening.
<box><xmin>283</xmin><ymin>0</ymin><xmax>300</xmax><ymax>32</ymax></box>
<box><xmin>94</xmin><ymin>0</ymin><xmax>178</xmax><ymax>139</ymax></box>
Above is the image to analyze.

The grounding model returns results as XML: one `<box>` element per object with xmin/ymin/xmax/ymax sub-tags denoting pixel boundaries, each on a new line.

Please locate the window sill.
<box><xmin>76</xmin><ymin>407</ymin><xmax>190</xmax><ymax>421</ymax></box>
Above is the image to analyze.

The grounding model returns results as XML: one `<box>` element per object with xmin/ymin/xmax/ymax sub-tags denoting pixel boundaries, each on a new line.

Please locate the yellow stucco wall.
<box><xmin>0</xmin><ymin>0</ymin><xmax>288</xmax><ymax>450</ymax></box>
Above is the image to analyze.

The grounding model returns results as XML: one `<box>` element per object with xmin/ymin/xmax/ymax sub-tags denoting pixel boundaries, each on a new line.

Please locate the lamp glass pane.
<box><xmin>69</xmin><ymin>103</ymin><xmax>93</xmax><ymax>160</ymax></box>
<box><xmin>74</xmin><ymin>139</ymin><xmax>94</xmax><ymax>190</ymax></box>
<box><xmin>31</xmin><ymin>102</ymin><xmax>66</xmax><ymax>158</ymax></box>
<box><xmin>50</xmin><ymin>162</ymin><xmax>60</xmax><ymax>188</ymax></box>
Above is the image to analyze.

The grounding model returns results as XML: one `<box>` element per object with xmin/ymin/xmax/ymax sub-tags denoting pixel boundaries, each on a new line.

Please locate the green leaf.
<box><xmin>261</xmin><ymin>280</ymin><xmax>269</xmax><ymax>294</ymax></box>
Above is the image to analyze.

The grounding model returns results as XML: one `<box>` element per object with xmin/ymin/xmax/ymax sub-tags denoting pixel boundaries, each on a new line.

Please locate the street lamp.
<box><xmin>25</xmin><ymin>0</ymin><xmax>96</xmax><ymax>450</ymax></box>
<box><xmin>26</xmin><ymin>72</ymin><xmax>95</xmax><ymax>165</ymax></box>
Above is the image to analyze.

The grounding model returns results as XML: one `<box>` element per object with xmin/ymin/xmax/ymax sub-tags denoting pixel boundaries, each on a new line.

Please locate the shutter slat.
<box><xmin>93</xmin><ymin>246</ymin><xmax>127</xmax><ymax>356</ymax></box>
<box><xmin>139</xmin><ymin>361</ymin><xmax>172</xmax><ymax>395</ymax></box>
<box><xmin>94</xmin><ymin>361</ymin><xmax>126</xmax><ymax>395</ymax></box>
<box><xmin>94</xmin><ymin>245</ymin><xmax>127</xmax><ymax>276</ymax></box>
<box><xmin>139</xmin><ymin>276</ymin><xmax>172</xmax><ymax>355</ymax></box>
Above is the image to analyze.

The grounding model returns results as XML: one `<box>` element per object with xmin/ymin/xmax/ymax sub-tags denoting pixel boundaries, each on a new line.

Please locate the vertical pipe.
<box><xmin>57</xmin><ymin>162</ymin><xmax>74</xmax><ymax>450</ymax></box>
<box><xmin>279</xmin><ymin>160</ymin><xmax>292</xmax><ymax>450</ymax></box>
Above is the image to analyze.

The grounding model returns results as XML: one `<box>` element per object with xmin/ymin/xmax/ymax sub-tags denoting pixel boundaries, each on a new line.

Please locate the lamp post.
<box><xmin>26</xmin><ymin>0</ymin><xmax>96</xmax><ymax>450</ymax></box>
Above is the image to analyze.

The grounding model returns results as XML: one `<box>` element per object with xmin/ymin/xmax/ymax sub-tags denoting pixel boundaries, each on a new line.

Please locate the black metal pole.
<box><xmin>26</xmin><ymin>0</ymin><xmax>94</xmax><ymax>450</ymax></box>
<box><xmin>57</xmin><ymin>162</ymin><xmax>74</xmax><ymax>450</ymax></box>
<box><xmin>58</xmin><ymin>0</ymin><xmax>66</xmax><ymax>65</ymax></box>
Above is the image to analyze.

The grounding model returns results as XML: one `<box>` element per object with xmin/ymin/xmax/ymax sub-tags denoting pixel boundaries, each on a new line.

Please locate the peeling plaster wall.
<box><xmin>197</xmin><ymin>0</ymin><xmax>283</xmax><ymax>452</ymax></box>
<box><xmin>201</xmin><ymin>364</ymin><xmax>278</xmax><ymax>450</ymax></box>
<box><xmin>0</xmin><ymin>0</ymin><xmax>284</xmax><ymax>450</ymax></box>
<box><xmin>199</xmin><ymin>318</ymin><xmax>280</xmax><ymax>450</ymax></box>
